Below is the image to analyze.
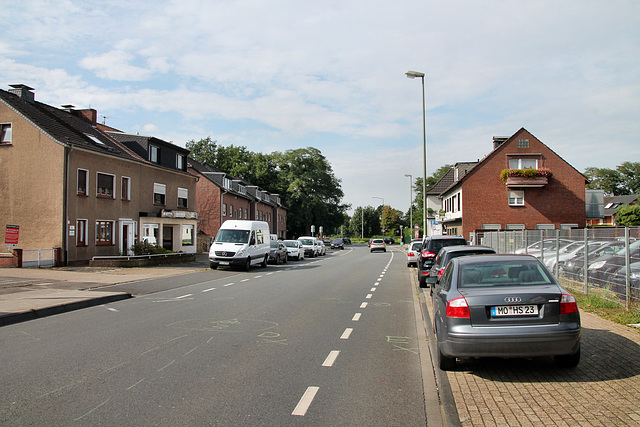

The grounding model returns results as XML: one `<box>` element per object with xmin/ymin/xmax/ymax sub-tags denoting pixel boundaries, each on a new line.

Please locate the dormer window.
<box><xmin>177</xmin><ymin>154</ymin><xmax>186</xmax><ymax>171</ymax></box>
<box><xmin>223</xmin><ymin>177</ymin><xmax>232</xmax><ymax>189</ymax></box>
<box><xmin>238</xmin><ymin>185</ymin><xmax>246</xmax><ymax>194</ymax></box>
<box><xmin>149</xmin><ymin>145</ymin><xmax>160</xmax><ymax>163</ymax></box>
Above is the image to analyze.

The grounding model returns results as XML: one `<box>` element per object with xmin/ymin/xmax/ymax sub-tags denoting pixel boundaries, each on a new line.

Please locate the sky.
<box><xmin>2</xmin><ymin>0</ymin><xmax>639</xmax><ymax>216</ymax></box>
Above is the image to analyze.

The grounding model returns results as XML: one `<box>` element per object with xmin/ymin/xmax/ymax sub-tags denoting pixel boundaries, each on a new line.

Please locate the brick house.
<box><xmin>0</xmin><ymin>84</ymin><xmax>198</xmax><ymax>265</ymax></box>
<box><xmin>188</xmin><ymin>160</ymin><xmax>288</xmax><ymax>250</ymax></box>
<box><xmin>437</xmin><ymin>128</ymin><xmax>587</xmax><ymax>240</ymax></box>
<box><xmin>587</xmin><ymin>194</ymin><xmax>640</xmax><ymax>226</ymax></box>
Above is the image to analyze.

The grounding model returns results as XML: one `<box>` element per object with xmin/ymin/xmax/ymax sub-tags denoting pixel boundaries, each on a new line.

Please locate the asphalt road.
<box><xmin>0</xmin><ymin>246</ymin><xmax>431</xmax><ymax>425</ymax></box>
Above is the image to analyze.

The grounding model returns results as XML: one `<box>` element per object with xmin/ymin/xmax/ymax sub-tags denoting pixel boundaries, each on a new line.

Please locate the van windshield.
<box><xmin>215</xmin><ymin>229</ymin><xmax>250</xmax><ymax>244</ymax></box>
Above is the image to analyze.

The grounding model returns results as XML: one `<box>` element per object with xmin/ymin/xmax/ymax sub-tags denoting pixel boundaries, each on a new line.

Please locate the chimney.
<box><xmin>61</xmin><ymin>104</ymin><xmax>98</xmax><ymax>125</ymax></box>
<box><xmin>77</xmin><ymin>109</ymin><xmax>98</xmax><ymax>125</ymax></box>
<box><xmin>493</xmin><ymin>136</ymin><xmax>508</xmax><ymax>150</ymax></box>
<box><xmin>8</xmin><ymin>84</ymin><xmax>35</xmax><ymax>103</ymax></box>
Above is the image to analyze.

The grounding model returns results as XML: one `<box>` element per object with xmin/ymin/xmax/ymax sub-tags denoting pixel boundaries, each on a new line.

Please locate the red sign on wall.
<box><xmin>5</xmin><ymin>225</ymin><xmax>19</xmax><ymax>247</ymax></box>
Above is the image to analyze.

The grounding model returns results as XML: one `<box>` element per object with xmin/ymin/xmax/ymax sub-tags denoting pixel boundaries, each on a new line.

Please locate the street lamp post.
<box><xmin>404</xmin><ymin>174</ymin><xmax>413</xmax><ymax>240</ymax></box>
<box><xmin>405</xmin><ymin>70</ymin><xmax>428</xmax><ymax>238</ymax></box>
<box><xmin>372</xmin><ymin>196</ymin><xmax>384</xmax><ymax>235</ymax></box>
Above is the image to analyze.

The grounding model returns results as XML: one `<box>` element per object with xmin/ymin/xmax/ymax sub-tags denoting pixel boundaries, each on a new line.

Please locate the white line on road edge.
<box><xmin>360</xmin><ymin>302</ymin><xmax>368</xmax><ymax>308</ymax></box>
<box><xmin>340</xmin><ymin>328</ymin><xmax>353</xmax><ymax>339</ymax></box>
<box><xmin>292</xmin><ymin>386</ymin><xmax>319</xmax><ymax>416</ymax></box>
<box><xmin>352</xmin><ymin>313</ymin><xmax>362</xmax><ymax>321</ymax></box>
<box><xmin>322</xmin><ymin>351</ymin><xmax>340</xmax><ymax>367</ymax></box>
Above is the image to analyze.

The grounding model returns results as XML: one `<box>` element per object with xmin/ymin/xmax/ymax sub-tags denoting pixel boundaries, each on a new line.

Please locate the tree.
<box><xmin>409</xmin><ymin>165</ymin><xmax>452</xmax><ymax>230</ymax></box>
<box><xmin>272</xmin><ymin>147</ymin><xmax>347</xmax><ymax>237</ymax></box>
<box><xmin>349</xmin><ymin>206</ymin><xmax>381</xmax><ymax>238</ymax></box>
<box><xmin>584</xmin><ymin>162</ymin><xmax>640</xmax><ymax>196</ymax></box>
<box><xmin>615</xmin><ymin>205</ymin><xmax>640</xmax><ymax>226</ymax></box>
<box><xmin>186</xmin><ymin>138</ymin><xmax>346</xmax><ymax>238</ymax></box>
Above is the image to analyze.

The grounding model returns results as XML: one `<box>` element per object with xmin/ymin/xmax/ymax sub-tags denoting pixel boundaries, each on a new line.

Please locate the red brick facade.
<box><xmin>442</xmin><ymin>129</ymin><xmax>587</xmax><ymax>240</ymax></box>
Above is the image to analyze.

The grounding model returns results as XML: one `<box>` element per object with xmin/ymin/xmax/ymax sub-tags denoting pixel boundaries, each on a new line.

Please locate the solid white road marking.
<box><xmin>292</xmin><ymin>386</ymin><xmax>319</xmax><ymax>416</ymax></box>
<box><xmin>340</xmin><ymin>328</ymin><xmax>353</xmax><ymax>339</ymax></box>
<box><xmin>352</xmin><ymin>313</ymin><xmax>362</xmax><ymax>321</ymax></box>
<box><xmin>322</xmin><ymin>351</ymin><xmax>340</xmax><ymax>367</ymax></box>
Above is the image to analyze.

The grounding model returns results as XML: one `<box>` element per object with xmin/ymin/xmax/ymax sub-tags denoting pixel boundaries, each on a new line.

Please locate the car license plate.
<box><xmin>491</xmin><ymin>305</ymin><xmax>538</xmax><ymax>316</ymax></box>
<box><xmin>219</xmin><ymin>261</ymin><xmax>230</xmax><ymax>265</ymax></box>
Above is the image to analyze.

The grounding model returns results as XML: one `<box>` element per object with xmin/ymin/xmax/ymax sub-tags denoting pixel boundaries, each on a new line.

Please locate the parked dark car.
<box><xmin>268</xmin><ymin>240</ymin><xmax>288</xmax><ymax>265</ymax></box>
<box><xmin>322</xmin><ymin>237</ymin><xmax>331</xmax><ymax>246</ymax></box>
<box><xmin>426</xmin><ymin>245</ymin><xmax>496</xmax><ymax>288</ymax></box>
<box><xmin>342</xmin><ymin>237</ymin><xmax>351</xmax><ymax>245</ymax></box>
<box><xmin>432</xmin><ymin>254</ymin><xmax>581</xmax><ymax>370</ymax></box>
<box><xmin>384</xmin><ymin>237</ymin><xmax>395</xmax><ymax>245</ymax></box>
<box><xmin>560</xmin><ymin>241</ymin><xmax>625</xmax><ymax>280</ymax></box>
<box><xmin>418</xmin><ymin>235</ymin><xmax>468</xmax><ymax>287</ymax></box>
<box><xmin>587</xmin><ymin>240</ymin><xmax>640</xmax><ymax>284</ymax></box>
<box><xmin>331</xmin><ymin>238</ymin><xmax>344</xmax><ymax>249</ymax></box>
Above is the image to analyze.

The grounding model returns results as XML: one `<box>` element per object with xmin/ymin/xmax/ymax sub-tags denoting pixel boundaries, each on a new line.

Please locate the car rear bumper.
<box><xmin>440</xmin><ymin>327</ymin><xmax>581</xmax><ymax>358</ymax></box>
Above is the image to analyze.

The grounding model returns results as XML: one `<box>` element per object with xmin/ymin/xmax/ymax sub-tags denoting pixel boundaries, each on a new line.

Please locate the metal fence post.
<box><xmin>625</xmin><ymin>227</ymin><xmax>631</xmax><ymax>310</ymax></box>
<box><xmin>583</xmin><ymin>228</ymin><xmax>588</xmax><ymax>295</ymax></box>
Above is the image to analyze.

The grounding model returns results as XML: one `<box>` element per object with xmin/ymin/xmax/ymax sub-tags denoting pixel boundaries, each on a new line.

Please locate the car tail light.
<box><xmin>559</xmin><ymin>293</ymin><xmax>579</xmax><ymax>314</ymax></box>
<box><xmin>421</xmin><ymin>250</ymin><xmax>436</xmax><ymax>258</ymax></box>
<box><xmin>408</xmin><ymin>251</ymin><xmax>415</xmax><ymax>256</ymax></box>
<box><xmin>437</xmin><ymin>268</ymin><xmax>445</xmax><ymax>277</ymax></box>
<box><xmin>446</xmin><ymin>296</ymin><xmax>470</xmax><ymax>318</ymax></box>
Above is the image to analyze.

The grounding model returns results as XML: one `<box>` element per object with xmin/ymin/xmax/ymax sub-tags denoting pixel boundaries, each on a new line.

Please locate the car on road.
<box><xmin>283</xmin><ymin>239</ymin><xmax>304</xmax><ymax>260</ymax></box>
<box><xmin>418</xmin><ymin>235</ymin><xmax>468</xmax><ymax>287</ymax></box>
<box><xmin>298</xmin><ymin>237</ymin><xmax>319</xmax><ymax>258</ymax></box>
<box><xmin>342</xmin><ymin>237</ymin><xmax>352</xmax><ymax>245</ymax></box>
<box><xmin>316</xmin><ymin>238</ymin><xmax>326</xmax><ymax>256</ymax></box>
<box><xmin>370</xmin><ymin>239</ymin><xmax>386</xmax><ymax>252</ymax></box>
<box><xmin>407</xmin><ymin>240</ymin><xmax>422</xmax><ymax>267</ymax></box>
<box><xmin>384</xmin><ymin>237</ymin><xmax>395</xmax><ymax>245</ymax></box>
<box><xmin>432</xmin><ymin>254</ymin><xmax>581</xmax><ymax>371</ymax></box>
<box><xmin>268</xmin><ymin>240</ymin><xmax>288</xmax><ymax>264</ymax></box>
<box><xmin>322</xmin><ymin>237</ymin><xmax>331</xmax><ymax>247</ymax></box>
<box><xmin>331</xmin><ymin>238</ymin><xmax>344</xmax><ymax>249</ymax></box>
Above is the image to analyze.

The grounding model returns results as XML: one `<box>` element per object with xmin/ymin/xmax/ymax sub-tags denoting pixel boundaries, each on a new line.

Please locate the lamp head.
<box><xmin>405</xmin><ymin>70</ymin><xmax>425</xmax><ymax>79</ymax></box>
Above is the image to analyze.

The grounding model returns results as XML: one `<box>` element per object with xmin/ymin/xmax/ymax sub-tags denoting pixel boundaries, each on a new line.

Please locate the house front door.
<box><xmin>120</xmin><ymin>220</ymin><xmax>136</xmax><ymax>255</ymax></box>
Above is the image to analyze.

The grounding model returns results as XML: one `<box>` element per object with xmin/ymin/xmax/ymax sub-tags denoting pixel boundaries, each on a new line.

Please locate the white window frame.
<box><xmin>1</xmin><ymin>123</ymin><xmax>12</xmax><ymax>144</ymax></box>
<box><xmin>77</xmin><ymin>168</ymin><xmax>89</xmax><ymax>196</ymax></box>
<box><xmin>177</xmin><ymin>187</ymin><xmax>188</xmax><ymax>208</ymax></box>
<box><xmin>76</xmin><ymin>219</ymin><xmax>88</xmax><ymax>246</ymax></box>
<box><xmin>121</xmin><ymin>176</ymin><xmax>131</xmax><ymax>201</ymax></box>
<box><xmin>536</xmin><ymin>224</ymin><xmax>555</xmax><ymax>230</ymax></box>
<box><xmin>95</xmin><ymin>219</ymin><xmax>115</xmax><ymax>245</ymax></box>
<box><xmin>96</xmin><ymin>172</ymin><xmax>116</xmax><ymax>199</ymax></box>
<box><xmin>509</xmin><ymin>158</ymin><xmax>538</xmax><ymax>169</ymax></box>
<box><xmin>222</xmin><ymin>203</ymin><xmax>227</xmax><ymax>217</ymax></box>
<box><xmin>506</xmin><ymin>224</ymin><xmax>525</xmax><ymax>230</ymax></box>
<box><xmin>149</xmin><ymin>145</ymin><xmax>160</xmax><ymax>163</ymax></box>
<box><xmin>223</xmin><ymin>177</ymin><xmax>232</xmax><ymax>189</ymax></box>
<box><xmin>177</xmin><ymin>154</ymin><xmax>186</xmax><ymax>170</ymax></box>
<box><xmin>508</xmin><ymin>190</ymin><xmax>524</xmax><ymax>206</ymax></box>
<box><xmin>153</xmin><ymin>183</ymin><xmax>166</xmax><ymax>205</ymax></box>
<box><xmin>181</xmin><ymin>225</ymin><xmax>194</xmax><ymax>246</ymax></box>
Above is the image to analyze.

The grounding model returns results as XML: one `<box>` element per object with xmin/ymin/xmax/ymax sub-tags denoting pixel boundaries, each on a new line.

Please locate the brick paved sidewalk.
<box><xmin>441</xmin><ymin>308</ymin><xmax>640</xmax><ymax>426</ymax></box>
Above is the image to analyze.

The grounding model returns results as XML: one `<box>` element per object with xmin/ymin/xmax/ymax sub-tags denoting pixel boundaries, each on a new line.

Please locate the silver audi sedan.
<box><xmin>432</xmin><ymin>254</ymin><xmax>581</xmax><ymax>370</ymax></box>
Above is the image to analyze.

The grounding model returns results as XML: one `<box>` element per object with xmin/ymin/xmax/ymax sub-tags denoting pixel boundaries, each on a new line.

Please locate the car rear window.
<box><xmin>459</xmin><ymin>261</ymin><xmax>553</xmax><ymax>288</ymax></box>
<box><xmin>372</xmin><ymin>239</ymin><xmax>384</xmax><ymax>243</ymax></box>
<box><xmin>431</xmin><ymin>239</ymin><xmax>466</xmax><ymax>253</ymax></box>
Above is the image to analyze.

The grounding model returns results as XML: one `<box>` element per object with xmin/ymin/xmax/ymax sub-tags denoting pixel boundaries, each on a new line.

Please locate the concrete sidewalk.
<box><xmin>0</xmin><ymin>256</ymin><xmax>208</xmax><ymax>326</ymax></box>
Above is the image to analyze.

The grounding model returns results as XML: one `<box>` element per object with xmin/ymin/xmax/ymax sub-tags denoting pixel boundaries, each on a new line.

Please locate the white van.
<box><xmin>209</xmin><ymin>220</ymin><xmax>271</xmax><ymax>270</ymax></box>
<box><xmin>298</xmin><ymin>236</ymin><xmax>319</xmax><ymax>258</ymax></box>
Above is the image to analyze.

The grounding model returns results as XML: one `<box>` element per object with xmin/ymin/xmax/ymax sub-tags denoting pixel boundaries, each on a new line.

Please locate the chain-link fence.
<box><xmin>475</xmin><ymin>227</ymin><xmax>640</xmax><ymax>310</ymax></box>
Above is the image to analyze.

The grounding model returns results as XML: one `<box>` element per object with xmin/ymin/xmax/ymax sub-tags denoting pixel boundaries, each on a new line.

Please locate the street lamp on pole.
<box><xmin>405</xmin><ymin>70</ymin><xmax>428</xmax><ymax>238</ymax></box>
<box><xmin>404</xmin><ymin>174</ymin><xmax>413</xmax><ymax>240</ymax></box>
<box><xmin>372</xmin><ymin>196</ymin><xmax>384</xmax><ymax>235</ymax></box>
